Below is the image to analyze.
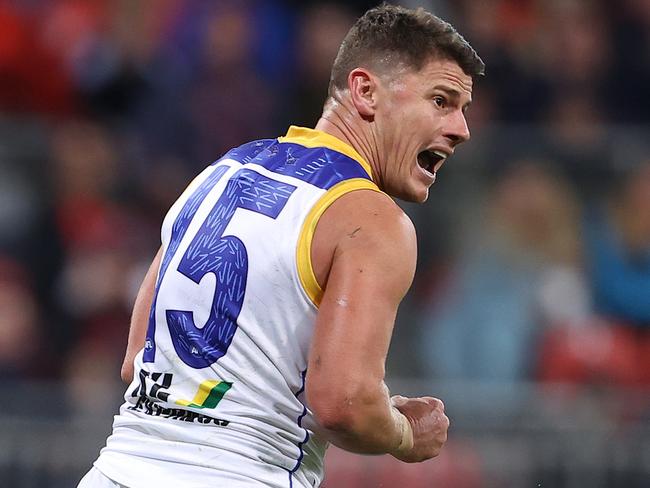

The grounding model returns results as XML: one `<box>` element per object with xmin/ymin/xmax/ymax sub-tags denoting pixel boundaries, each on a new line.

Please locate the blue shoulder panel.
<box><xmin>213</xmin><ymin>139</ymin><xmax>372</xmax><ymax>190</ymax></box>
<box><xmin>212</xmin><ymin>139</ymin><xmax>277</xmax><ymax>166</ymax></box>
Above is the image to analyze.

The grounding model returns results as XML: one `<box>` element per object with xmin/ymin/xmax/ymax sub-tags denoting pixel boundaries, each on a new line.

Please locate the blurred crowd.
<box><xmin>0</xmin><ymin>0</ymin><xmax>649</xmax><ymax>422</ymax></box>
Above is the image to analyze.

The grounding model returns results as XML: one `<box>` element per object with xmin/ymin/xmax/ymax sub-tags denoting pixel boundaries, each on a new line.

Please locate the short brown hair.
<box><xmin>329</xmin><ymin>3</ymin><xmax>484</xmax><ymax>95</ymax></box>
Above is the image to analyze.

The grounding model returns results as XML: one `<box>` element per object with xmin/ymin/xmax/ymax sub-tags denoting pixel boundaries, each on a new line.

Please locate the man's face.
<box><xmin>374</xmin><ymin>58</ymin><xmax>473</xmax><ymax>202</ymax></box>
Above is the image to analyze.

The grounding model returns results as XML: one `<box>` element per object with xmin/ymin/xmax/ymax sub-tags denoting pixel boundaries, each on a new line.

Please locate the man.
<box><xmin>79</xmin><ymin>4</ymin><xmax>484</xmax><ymax>487</ymax></box>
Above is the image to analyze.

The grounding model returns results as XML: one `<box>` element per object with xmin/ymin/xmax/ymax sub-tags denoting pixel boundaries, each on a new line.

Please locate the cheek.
<box><xmin>403</xmin><ymin>107</ymin><xmax>435</xmax><ymax>136</ymax></box>
<box><xmin>387</xmin><ymin>92</ymin><xmax>419</xmax><ymax>121</ymax></box>
<box><xmin>393</xmin><ymin>108</ymin><xmax>426</xmax><ymax>139</ymax></box>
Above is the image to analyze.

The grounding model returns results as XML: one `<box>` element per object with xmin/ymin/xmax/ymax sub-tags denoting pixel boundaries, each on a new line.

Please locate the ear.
<box><xmin>348</xmin><ymin>68</ymin><xmax>378</xmax><ymax>118</ymax></box>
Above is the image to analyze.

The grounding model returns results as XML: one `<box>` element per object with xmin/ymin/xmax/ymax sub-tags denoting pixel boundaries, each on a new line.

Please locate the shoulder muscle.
<box><xmin>312</xmin><ymin>188</ymin><xmax>417</xmax><ymax>301</ymax></box>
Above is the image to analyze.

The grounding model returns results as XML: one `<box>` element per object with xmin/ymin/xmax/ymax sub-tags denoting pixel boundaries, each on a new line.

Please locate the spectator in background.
<box><xmin>133</xmin><ymin>0</ymin><xmax>281</xmax><ymax>167</ymax></box>
<box><xmin>537</xmin><ymin>161</ymin><xmax>650</xmax><ymax>387</ymax></box>
<box><xmin>605</xmin><ymin>0</ymin><xmax>650</xmax><ymax>123</ymax></box>
<box><xmin>0</xmin><ymin>1</ymin><xmax>75</xmax><ymax>115</ymax></box>
<box><xmin>288</xmin><ymin>3</ymin><xmax>356</xmax><ymax>127</ymax></box>
<box><xmin>455</xmin><ymin>0</ymin><xmax>554</xmax><ymax>123</ymax></box>
<box><xmin>418</xmin><ymin>160</ymin><xmax>588</xmax><ymax>382</ymax></box>
<box><xmin>47</xmin><ymin>119</ymin><xmax>158</xmax><ymax>411</ymax></box>
<box><xmin>39</xmin><ymin>0</ymin><xmax>151</xmax><ymax>120</ymax></box>
<box><xmin>185</xmin><ymin>2</ymin><xmax>274</xmax><ymax>162</ymax></box>
<box><xmin>537</xmin><ymin>0</ymin><xmax>610</xmax><ymax>102</ymax></box>
<box><xmin>0</xmin><ymin>256</ymin><xmax>44</xmax><ymax>379</ymax></box>
<box><xmin>584</xmin><ymin>161</ymin><xmax>650</xmax><ymax>327</ymax></box>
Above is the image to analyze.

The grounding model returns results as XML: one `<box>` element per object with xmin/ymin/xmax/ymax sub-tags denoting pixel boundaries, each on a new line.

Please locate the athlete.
<box><xmin>79</xmin><ymin>4</ymin><xmax>484</xmax><ymax>488</ymax></box>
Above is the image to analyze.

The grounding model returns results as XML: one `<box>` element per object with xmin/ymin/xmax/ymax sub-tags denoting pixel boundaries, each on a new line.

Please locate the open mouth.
<box><xmin>417</xmin><ymin>149</ymin><xmax>447</xmax><ymax>174</ymax></box>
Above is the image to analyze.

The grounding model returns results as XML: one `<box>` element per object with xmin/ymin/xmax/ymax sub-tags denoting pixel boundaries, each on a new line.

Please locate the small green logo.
<box><xmin>176</xmin><ymin>380</ymin><xmax>232</xmax><ymax>409</ymax></box>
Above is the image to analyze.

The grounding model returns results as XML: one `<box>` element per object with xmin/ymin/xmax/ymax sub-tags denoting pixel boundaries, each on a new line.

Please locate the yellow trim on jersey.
<box><xmin>297</xmin><ymin>178</ymin><xmax>382</xmax><ymax>307</ymax></box>
<box><xmin>278</xmin><ymin>126</ymin><xmax>374</xmax><ymax>180</ymax></box>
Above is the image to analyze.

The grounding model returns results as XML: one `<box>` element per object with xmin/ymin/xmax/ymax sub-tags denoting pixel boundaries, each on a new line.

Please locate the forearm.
<box><xmin>311</xmin><ymin>381</ymin><xmax>411</xmax><ymax>455</ymax></box>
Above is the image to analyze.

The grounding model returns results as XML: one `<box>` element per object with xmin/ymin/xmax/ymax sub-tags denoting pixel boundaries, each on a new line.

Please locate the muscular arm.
<box><xmin>306</xmin><ymin>189</ymin><xmax>417</xmax><ymax>456</ymax></box>
<box><xmin>120</xmin><ymin>247</ymin><xmax>163</xmax><ymax>383</ymax></box>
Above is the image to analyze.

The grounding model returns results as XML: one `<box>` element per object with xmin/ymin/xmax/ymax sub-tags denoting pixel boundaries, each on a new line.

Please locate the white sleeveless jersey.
<box><xmin>94</xmin><ymin>127</ymin><xmax>379</xmax><ymax>488</ymax></box>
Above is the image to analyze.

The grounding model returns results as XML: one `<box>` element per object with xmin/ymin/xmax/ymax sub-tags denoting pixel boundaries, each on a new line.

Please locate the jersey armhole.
<box><xmin>296</xmin><ymin>178</ymin><xmax>383</xmax><ymax>308</ymax></box>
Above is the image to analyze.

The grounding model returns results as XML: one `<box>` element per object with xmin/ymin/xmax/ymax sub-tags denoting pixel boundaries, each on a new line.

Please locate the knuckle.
<box><xmin>426</xmin><ymin>397</ymin><xmax>445</xmax><ymax>411</ymax></box>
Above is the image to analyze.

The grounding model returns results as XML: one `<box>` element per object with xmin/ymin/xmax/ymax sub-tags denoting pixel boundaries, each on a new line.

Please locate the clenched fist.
<box><xmin>390</xmin><ymin>395</ymin><xmax>449</xmax><ymax>462</ymax></box>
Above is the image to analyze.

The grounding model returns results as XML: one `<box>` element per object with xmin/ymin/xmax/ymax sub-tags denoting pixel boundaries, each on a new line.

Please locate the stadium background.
<box><xmin>0</xmin><ymin>0</ymin><xmax>649</xmax><ymax>486</ymax></box>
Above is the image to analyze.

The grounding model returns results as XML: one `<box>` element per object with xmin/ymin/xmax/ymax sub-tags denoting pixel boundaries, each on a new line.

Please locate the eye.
<box><xmin>433</xmin><ymin>96</ymin><xmax>447</xmax><ymax>108</ymax></box>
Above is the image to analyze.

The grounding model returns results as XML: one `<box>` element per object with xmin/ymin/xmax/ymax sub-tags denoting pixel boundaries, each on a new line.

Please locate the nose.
<box><xmin>444</xmin><ymin>110</ymin><xmax>470</xmax><ymax>145</ymax></box>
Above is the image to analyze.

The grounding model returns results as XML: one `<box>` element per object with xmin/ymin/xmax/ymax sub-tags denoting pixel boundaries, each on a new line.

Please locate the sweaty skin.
<box><xmin>307</xmin><ymin>188</ymin><xmax>421</xmax><ymax>457</ymax></box>
<box><xmin>306</xmin><ymin>58</ymin><xmax>472</xmax><ymax>460</ymax></box>
<box><xmin>318</xmin><ymin>59</ymin><xmax>472</xmax><ymax>203</ymax></box>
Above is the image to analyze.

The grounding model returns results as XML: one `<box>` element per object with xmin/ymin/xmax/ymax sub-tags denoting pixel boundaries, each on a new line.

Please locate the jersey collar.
<box><xmin>278</xmin><ymin>126</ymin><xmax>373</xmax><ymax>180</ymax></box>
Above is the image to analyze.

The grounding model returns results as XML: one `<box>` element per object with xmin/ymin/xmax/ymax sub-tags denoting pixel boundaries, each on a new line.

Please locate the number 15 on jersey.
<box><xmin>143</xmin><ymin>165</ymin><xmax>296</xmax><ymax>369</ymax></box>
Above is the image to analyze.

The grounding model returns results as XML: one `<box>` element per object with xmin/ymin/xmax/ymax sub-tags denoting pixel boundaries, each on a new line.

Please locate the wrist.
<box><xmin>391</xmin><ymin>409</ymin><xmax>414</xmax><ymax>456</ymax></box>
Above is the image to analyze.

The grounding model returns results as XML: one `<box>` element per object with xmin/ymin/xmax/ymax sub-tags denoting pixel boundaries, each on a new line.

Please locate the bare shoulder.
<box><xmin>312</xmin><ymin>188</ymin><xmax>417</xmax><ymax>293</ymax></box>
<box><xmin>330</xmin><ymin>188</ymin><xmax>415</xmax><ymax>245</ymax></box>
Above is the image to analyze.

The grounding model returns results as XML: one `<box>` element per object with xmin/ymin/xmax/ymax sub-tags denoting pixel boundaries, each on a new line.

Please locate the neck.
<box><xmin>314</xmin><ymin>96</ymin><xmax>382</xmax><ymax>185</ymax></box>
